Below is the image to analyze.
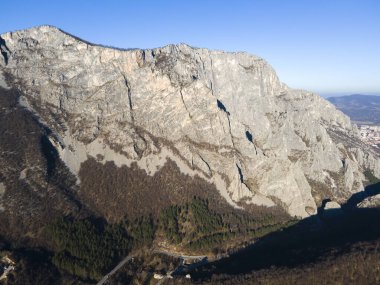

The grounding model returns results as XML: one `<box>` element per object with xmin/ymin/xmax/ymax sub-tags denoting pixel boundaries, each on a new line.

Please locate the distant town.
<box><xmin>359</xmin><ymin>125</ymin><xmax>380</xmax><ymax>148</ymax></box>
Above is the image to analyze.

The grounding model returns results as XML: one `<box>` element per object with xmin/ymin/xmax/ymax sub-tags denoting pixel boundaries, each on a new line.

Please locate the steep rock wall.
<box><xmin>1</xmin><ymin>25</ymin><xmax>379</xmax><ymax>217</ymax></box>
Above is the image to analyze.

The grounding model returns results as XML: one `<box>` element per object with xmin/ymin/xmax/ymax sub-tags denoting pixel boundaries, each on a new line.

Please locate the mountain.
<box><xmin>0</xmin><ymin>25</ymin><xmax>379</xmax><ymax>283</ymax></box>
<box><xmin>328</xmin><ymin>94</ymin><xmax>380</xmax><ymax>125</ymax></box>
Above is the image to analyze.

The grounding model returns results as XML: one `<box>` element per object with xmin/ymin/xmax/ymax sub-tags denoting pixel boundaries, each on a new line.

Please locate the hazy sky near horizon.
<box><xmin>1</xmin><ymin>0</ymin><xmax>379</xmax><ymax>96</ymax></box>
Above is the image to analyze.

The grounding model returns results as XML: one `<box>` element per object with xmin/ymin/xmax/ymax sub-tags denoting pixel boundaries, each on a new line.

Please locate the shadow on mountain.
<box><xmin>317</xmin><ymin>198</ymin><xmax>332</xmax><ymax>215</ymax></box>
<box><xmin>40</xmin><ymin>135</ymin><xmax>58</xmax><ymax>179</ymax></box>
<box><xmin>343</xmin><ymin>182</ymin><xmax>380</xmax><ymax>208</ymax></box>
<box><xmin>191</xmin><ymin>205</ymin><xmax>380</xmax><ymax>280</ymax></box>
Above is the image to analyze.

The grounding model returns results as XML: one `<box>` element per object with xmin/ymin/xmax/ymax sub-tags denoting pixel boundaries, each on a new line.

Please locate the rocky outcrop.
<box><xmin>1</xmin><ymin>25</ymin><xmax>379</xmax><ymax>218</ymax></box>
<box><xmin>358</xmin><ymin>194</ymin><xmax>380</xmax><ymax>208</ymax></box>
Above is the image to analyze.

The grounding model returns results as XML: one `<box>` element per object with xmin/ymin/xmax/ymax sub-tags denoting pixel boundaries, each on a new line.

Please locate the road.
<box><xmin>97</xmin><ymin>251</ymin><xmax>206</xmax><ymax>285</ymax></box>
<box><xmin>153</xmin><ymin>250</ymin><xmax>207</xmax><ymax>261</ymax></box>
<box><xmin>96</xmin><ymin>255</ymin><xmax>134</xmax><ymax>285</ymax></box>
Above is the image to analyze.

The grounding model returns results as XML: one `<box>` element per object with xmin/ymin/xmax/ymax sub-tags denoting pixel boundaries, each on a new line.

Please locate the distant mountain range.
<box><xmin>328</xmin><ymin>94</ymin><xmax>380</xmax><ymax>125</ymax></box>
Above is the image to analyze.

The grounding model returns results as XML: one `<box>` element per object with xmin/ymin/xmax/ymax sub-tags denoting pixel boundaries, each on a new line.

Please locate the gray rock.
<box><xmin>324</xmin><ymin>201</ymin><xmax>341</xmax><ymax>210</ymax></box>
<box><xmin>1</xmin><ymin>25</ymin><xmax>379</xmax><ymax>218</ymax></box>
<box><xmin>0</xmin><ymin>71</ymin><xmax>9</xmax><ymax>89</ymax></box>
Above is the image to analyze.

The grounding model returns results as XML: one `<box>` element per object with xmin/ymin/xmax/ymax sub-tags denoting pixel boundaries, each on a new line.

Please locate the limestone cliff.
<box><xmin>1</xmin><ymin>25</ymin><xmax>379</xmax><ymax>217</ymax></box>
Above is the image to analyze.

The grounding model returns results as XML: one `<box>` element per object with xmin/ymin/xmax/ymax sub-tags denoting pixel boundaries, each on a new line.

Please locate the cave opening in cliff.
<box><xmin>246</xmin><ymin>131</ymin><xmax>253</xmax><ymax>143</ymax></box>
<box><xmin>217</xmin><ymin>99</ymin><xmax>230</xmax><ymax>115</ymax></box>
<box><xmin>236</xmin><ymin>164</ymin><xmax>244</xmax><ymax>183</ymax></box>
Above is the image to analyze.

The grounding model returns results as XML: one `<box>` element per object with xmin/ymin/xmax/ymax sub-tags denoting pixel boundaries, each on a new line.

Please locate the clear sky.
<box><xmin>1</xmin><ymin>0</ymin><xmax>379</xmax><ymax>96</ymax></box>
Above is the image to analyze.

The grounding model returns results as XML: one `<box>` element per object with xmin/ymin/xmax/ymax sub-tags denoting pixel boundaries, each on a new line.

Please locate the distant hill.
<box><xmin>328</xmin><ymin>94</ymin><xmax>380</xmax><ymax>125</ymax></box>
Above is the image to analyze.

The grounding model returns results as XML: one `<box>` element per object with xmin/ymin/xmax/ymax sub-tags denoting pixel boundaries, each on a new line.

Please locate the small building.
<box><xmin>153</xmin><ymin>273</ymin><xmax>164</xmax><ymax>280</ymax></box>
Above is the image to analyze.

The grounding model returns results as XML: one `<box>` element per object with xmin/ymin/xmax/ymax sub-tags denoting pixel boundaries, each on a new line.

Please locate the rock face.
<box><xmin>1</xmin><ymin>25</ymin><xmax>379</xmax><ymax>218</ymax></box>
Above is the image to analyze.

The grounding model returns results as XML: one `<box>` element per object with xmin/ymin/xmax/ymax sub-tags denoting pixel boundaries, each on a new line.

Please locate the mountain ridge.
<box><xmin>1</xmin><ymin>25</ymin><xmax>268</xmax><ymax>57</ymax></box>
<box><xmin>328</xmin><ymin>94</ymin><xmax>380</xmax><ymax>125</ymax></box>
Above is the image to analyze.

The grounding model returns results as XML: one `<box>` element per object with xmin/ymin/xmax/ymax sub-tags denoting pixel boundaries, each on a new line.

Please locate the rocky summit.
<box><xmin>1</xmin><ymin>25</ymin><xmax>379</xmax><ymax>219</ymax></box>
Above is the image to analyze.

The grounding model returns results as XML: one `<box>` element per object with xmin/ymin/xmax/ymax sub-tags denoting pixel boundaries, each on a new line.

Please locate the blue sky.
<box><xmin>1</xmin><ymin>0</ymin><xmax>379</xmax><ymax>96</ymax></box>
